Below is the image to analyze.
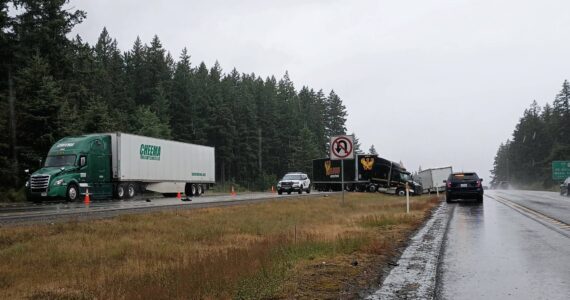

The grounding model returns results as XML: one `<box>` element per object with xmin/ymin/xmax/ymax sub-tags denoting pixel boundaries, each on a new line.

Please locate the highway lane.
<box><xmin>437</xmin><ymin>190</ymin><xmax>570</xmax><ymax>300</ymax></box>
<box><xmin>489</xmin><ymin>189</ymin><xmax>570</xmax><ymax>224</ymax></box>
<box><xmin>0</xmin><ymin>191</ymin><xmax>330</xmax><ymax>225</ymax></box>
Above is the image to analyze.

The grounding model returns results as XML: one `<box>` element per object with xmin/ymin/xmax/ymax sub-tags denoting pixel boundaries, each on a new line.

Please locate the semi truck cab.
<box><xmin>26</xmin><ymin>135</ymin><xmax>113</xmax><ymax>202</ymax></box>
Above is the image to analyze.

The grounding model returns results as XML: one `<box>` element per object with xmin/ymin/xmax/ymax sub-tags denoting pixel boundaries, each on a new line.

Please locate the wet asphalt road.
<box><xmin>0</xmin><ymin>191</ymin><xmax>329</xmax><ymax>225</ymax></box>
<box><xmin>437</xmin><ymin>190</ymin><xmax>570</xmax><ymax>300</ymax></box>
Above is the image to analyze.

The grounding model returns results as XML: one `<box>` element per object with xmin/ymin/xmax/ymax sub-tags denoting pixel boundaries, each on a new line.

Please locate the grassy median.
<box><xmin>0</xmin><ymin>193</ymin><xmax>439</xmax><ymax>299</ymax></box>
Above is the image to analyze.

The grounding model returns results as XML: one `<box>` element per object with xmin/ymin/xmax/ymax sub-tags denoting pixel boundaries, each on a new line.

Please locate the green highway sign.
<box><xmin>552</xmin><ymin>161</ymin><xmax>570</xmax><ymax>180</ymax></box>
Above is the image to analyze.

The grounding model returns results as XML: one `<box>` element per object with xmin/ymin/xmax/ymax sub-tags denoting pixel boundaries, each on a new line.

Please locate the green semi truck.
<box><xmin>25</xmin><ymin>133</ymin><xmax>215</xmax><ymax>202</ymax></box>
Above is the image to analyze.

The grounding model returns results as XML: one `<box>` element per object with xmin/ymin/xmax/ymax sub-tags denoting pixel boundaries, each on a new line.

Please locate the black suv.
<box><xmin>444</xmin><ymin>172</ymin><xmax>484</xmax><ymax>203</ymax></box>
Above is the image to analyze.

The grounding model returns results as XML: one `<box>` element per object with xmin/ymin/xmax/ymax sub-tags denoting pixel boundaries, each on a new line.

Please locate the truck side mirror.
<box><xmin>79</xmin><ymin>156</ymin><xmax>86</xmax><ymax>167</ymax></box>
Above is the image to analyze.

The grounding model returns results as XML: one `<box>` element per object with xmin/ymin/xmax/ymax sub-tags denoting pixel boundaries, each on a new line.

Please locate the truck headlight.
<box><xmin>25</xmin><ymin>181</ymin><xmax>29</xmax><ymax>188</ymax></box>
<box><xmin>54</xmin><ymin>179</ymin><xmax>65</xmax><ymax>186</ymax></box>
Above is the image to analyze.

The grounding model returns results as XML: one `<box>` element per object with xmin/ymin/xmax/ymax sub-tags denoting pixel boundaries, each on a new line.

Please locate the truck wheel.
<box><xmin>67</xmin><ymin>184</ymin><xmax>79</xmax><ymax>202</ymax></box>
<box><xmin>116</xmin><ymin>184</ymin><xmax>126</xmax><ymax>199</ymax></box>
<box><xmin>184</xmin><ymin>183</ymin><xmax>192</xmax><ymax>198</ymax></box>
<box><xmin>191</xmin><ymin>184</ymin><xmax>197</xmax><ymax>196</ymax></box>
<box><xmin>368</xmin><ymin>185</ymin><xmax>377</xmax><ymax>193</ymax></box>
<box><xmin>396</xmin><ymin>188</ymin><xmax>406</xmax><ymax>197</ymax></box>
<box><xmin>298</xmin><ymin>188</ymin><xmax>302</xmax><ymax>194</ymax></box>
<box><xmin>196</xmin><ymin>184</ymin><xmax>203</xmax><ymax>197</ymax></box>
<box><xmin>127</xmin><ymin>183</ymin><xmax>136</xmax><ymax>198</ymax></box>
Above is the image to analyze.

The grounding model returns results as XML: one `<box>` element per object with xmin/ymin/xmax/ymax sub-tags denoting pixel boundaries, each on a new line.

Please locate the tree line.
<box><xmin>0</xmin><ymin>0</ymin><xmax>349</xmax><ymax>198</ymax></box>
<box><xmin>491</xmin><ymin>80</ymin><xmax>570</xmax><ymax>188</ymax></box>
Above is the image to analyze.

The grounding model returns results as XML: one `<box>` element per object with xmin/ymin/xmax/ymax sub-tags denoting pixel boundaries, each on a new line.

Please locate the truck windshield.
<box><xmin>44</xmin><ymin>155</ymin><xmax>77</xmax><ymax>167</ymax></box>
<box><xmin>283</xmin><ymin>174</ymin><xmax>303</xmax><ymax>180</ymax></box>
<box><xmin>401</xmin><ymin>173</ymin><xmax>411</xmax><ymax>181</ymax></box>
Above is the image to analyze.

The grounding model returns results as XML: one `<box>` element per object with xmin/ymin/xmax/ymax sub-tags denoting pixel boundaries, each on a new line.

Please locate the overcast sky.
<box><xmin>72</xmin><ymin>0</ymin><xmax>570</xmax><ymax>182</ymax></box>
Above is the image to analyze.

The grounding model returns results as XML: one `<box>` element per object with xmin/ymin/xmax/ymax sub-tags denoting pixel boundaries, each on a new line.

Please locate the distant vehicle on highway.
<box><xmin>277</xmin><ymin>172</ymin><xmax>311</xmax><ymax>195</ymax></box>
<box><xmin>417</xmin><ymin>166</ymin><xmax>453</xmax><ymax>193</ymax></box>
<box><xmin>444</xmin><ymin>172</ymin><xmax>484</xmax><ymax>203</ymax></box>
<box><xmin>561</xmin><ymin>177</ymin><xmax>570</xmax><ymax>196</ymax></box>
<box><xmin>25</xmin><ymin>133</ymin><xmax>215</xmax><ymax>202</ymax></box>
<box><xmin>490</xmin><ymin>181</ymin><xmax>510</xmax><ymax>190</ymax></box>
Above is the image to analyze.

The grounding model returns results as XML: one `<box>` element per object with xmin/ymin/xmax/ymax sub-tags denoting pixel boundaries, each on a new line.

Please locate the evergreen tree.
<box><xmin>369</xmin><ymin>144</ymin><xmax>378</xmax><ymax>155</ymax></box>
<box><xmin>351</xmin><ymin>132</ymin><xmax>363</xmax><ymax>154</ymax></box>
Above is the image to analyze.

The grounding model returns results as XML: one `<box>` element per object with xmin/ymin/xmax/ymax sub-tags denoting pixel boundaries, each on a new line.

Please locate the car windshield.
<box><xmin>283</xmin><ymin>174</ymin><xmax>303</xmax><ymax>180</ymax></box>
<box><xmin>44</xmin><ymin>155</ymin><xmax>76</xmax><ymax>167</ymax></box>
<box><xmin>451</xmin><ymin>173</ymin><xmax>479</xmax><ymax>181</ymax></box>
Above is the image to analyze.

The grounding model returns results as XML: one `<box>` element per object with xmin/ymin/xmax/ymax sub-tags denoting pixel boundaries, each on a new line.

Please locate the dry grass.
<box><xmin>0</xmin><ymin>193</ymin><xmax>440</xmax><ymax>299</ymax></box>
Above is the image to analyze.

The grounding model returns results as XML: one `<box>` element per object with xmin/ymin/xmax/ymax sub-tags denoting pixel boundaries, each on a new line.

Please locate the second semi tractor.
<box><xmin>312</xmin><ymin>154</ymin><xmax>422</xmax><ymax>196</ymax></box>
<box><xmin>26</xmin><ymin>133</ymin><xmax>215</xmax><ymax>202</ymax></box>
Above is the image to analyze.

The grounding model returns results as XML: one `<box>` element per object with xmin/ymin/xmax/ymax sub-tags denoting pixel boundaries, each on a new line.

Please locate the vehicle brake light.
<box><xmin>476</xmin><ymin>180</ymin><xmax>481</xmax><ymax>188</ymax></box>
<box><xmin>447</xmin><ymin>181</ymin><xmax>452</xmax><ymax>188</ymax></box>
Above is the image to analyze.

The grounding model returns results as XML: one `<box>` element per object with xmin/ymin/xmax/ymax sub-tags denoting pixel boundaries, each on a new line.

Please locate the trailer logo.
<box><xmin>324</xmin><ymin>160</ymin><xmax>340</xmax><ymax>176</ymax></box>
<box><xmin>361</xmin><ymin>157</ymin><xmax>374</xmax><ymax>171</ymax></box>
<box><xmin>140</xmin><ymin>144</ymin><xmax>161</xmax><ymax>161</ymax></box>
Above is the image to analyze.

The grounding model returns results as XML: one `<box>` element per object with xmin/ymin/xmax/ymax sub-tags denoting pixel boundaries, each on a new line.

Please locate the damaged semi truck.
<box><xmin>25</xmin><ymin>133</ymin><xmax>215</xmax><ymax>202</ymax></box>
<box><xmin>312</xmin><ymin>154</ymin><xmax>422</xmax><ymax>196</ymax></box>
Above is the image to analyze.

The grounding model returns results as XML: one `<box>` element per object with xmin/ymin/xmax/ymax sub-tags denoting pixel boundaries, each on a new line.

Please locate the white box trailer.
<box><xmin>111</xmin><ymin>133</ymin><xmax>215</xmax><ymax>194</ymax></box>
<box><xmin>418</xmin><ymin>166</ymin><xmax>452</xmax><ymax>193</ymax></box>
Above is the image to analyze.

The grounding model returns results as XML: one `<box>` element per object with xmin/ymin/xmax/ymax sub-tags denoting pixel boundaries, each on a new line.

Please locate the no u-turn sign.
<box><xmin>330</xmin><ymin>135</ymin><xmax>354</xmax><ymax>160</ymax></box>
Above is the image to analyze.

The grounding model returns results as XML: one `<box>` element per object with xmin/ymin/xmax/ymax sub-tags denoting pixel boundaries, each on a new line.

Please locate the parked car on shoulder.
<box><xmin>561</xmin><ymin>177</ymin><xmax>570</xmax><ymax>196</ymax></box>
<box><xmin>444</xmin><ymin>172</ymin><xmax>484</xmax><ymax>203</ymax></box>
<box><xmin>277</xmin><ymin>172</ymin><xmax>311</xmax><ymax>195</ymax></box>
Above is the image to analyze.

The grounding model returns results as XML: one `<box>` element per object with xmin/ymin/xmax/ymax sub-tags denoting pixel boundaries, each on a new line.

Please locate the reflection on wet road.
<box><xmin>437</xmin><ymin>191</ymin><xmax>570</xmax><ymax>300</ymax></box>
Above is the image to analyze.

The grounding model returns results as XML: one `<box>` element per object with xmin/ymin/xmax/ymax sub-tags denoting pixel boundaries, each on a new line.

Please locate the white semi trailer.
<box><xmin>417</xmin><ymin>166</ymin><xmax>453</xmax><ymax>194</ymax></box>
<box><xmin>26</xmin><ymin>132</ymin><xmax>215</xmax><ymax>202</ymax></box>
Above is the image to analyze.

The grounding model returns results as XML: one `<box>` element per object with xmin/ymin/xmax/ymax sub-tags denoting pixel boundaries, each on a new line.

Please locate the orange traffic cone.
<box><xmin>177</xmin><ymin>192</ymin><xmax>182</xmax><ymax>200</ymax></box>
<box><xmin>84</xmin><ymin>188</ymin><xmax>90</xmax><ymax>204</ymax></box>
<box><xmin>271</xmin><ymin>186</ymin><xmax>275</xmax><ymax>193</ymax></box>
<box><xmin>231</xmin><ymin>185</ymin><xmax>237</xmax><ymax>196</ymax></box>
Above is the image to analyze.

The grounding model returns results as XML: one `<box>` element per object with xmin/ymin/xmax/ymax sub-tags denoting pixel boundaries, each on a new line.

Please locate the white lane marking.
<box><xmin>491</xmin><ymin>194</ymin><xmax>570</xmax><ymax>237</ymax></box>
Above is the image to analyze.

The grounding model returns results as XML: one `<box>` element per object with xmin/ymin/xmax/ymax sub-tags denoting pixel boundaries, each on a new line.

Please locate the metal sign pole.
<box><xmin>341</xmin><ymin>159</ymin><xmax>345</xmax><ymax>204</ymax></box>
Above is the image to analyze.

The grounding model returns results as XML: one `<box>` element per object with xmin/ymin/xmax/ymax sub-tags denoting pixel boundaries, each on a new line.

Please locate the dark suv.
<box><xmin>444</xmin><ymin>172</ymin><xmax>484</xmax><ymax>203</ymax></box>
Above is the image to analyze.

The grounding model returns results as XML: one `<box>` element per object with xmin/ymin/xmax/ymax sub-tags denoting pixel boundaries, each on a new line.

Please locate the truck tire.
<box><xmin>396</xmin><ymin>188</ymin><xmax>406</xmax><ymax>197</ymax></box>
<box><xmin>67</xmin><ymin>183</ymin><xmax>79</xmax><ymax>202</ymax></box>
<box><xmin>298</xmin><ymin>188</ymin><xmax>302</xmax><ymax>194</ymax></box>
<box><xmin>184</xmin><ymin>183</ymin><xmax>192</xmax><ymax>198</ymax></box>
<box><xmin>368</xmin><ymin>185</ymin><xmax>377</xmax><ymax>193</ymax></box>
<box><xmin>116</xmin><ymin>183</ymin><xmax>126</xmax><ymax>199</ymax></box>
<box><xmin>127</xmin><ymin>183</ymin><xmax>136</xmax><ymax>198</ymax></box>
<box><xmin>196</xmin><ymin>184</ymin><xmax>203</xmax><ymax>197</ymax></box>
